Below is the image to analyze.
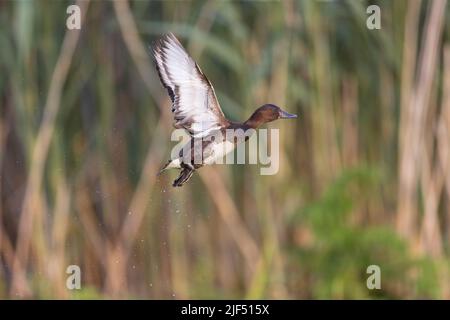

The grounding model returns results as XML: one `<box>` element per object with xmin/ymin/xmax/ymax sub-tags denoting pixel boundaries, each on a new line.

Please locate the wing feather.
<box><xmin>152</xmin><ymin>33</ymin><xmax>228</xmax><ymax>138</ymax></box>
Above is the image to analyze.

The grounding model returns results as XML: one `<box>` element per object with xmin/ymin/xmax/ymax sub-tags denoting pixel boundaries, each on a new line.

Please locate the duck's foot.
<box><xmin>172</xmin><ymin>167</ymin><xmax>195</xmax><ymax>187</ymax></box>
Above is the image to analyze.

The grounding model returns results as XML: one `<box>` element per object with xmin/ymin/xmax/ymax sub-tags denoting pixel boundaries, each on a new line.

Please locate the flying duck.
<box><xmin>152</xmin><ymin>33</ymin><xmax>297</xmax><ymax>187</ymax></box>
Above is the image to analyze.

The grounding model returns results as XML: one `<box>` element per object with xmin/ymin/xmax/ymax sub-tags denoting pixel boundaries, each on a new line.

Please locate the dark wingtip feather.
<box><xmin>150</xmin><ymin>37</ymin><xmax>163</xmax><ymax>58</ymax></box>
<box><xmin>150</xmin><ymin>35</ymin><xmax>176</xmax><ymax>104</ymax></box>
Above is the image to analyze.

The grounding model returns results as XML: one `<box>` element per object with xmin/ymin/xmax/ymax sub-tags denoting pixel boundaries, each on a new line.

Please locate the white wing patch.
<box><xmin>152</xmin><ymin>33</ymin><xmax>228</xmax><ymax>138</ymax></box>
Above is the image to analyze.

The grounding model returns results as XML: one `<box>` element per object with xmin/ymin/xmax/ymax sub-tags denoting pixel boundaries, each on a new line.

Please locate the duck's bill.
<box><xmin>279</xmin><ymin>110</ymin><xmax>298</xmax><ymax>119</ymax></box>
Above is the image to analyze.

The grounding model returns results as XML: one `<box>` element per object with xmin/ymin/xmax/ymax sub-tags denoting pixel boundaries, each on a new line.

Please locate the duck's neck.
<box><xmin>244</xmin><ymin>111</ymin><xmax>264</xmax><ymax>129</ymax></box>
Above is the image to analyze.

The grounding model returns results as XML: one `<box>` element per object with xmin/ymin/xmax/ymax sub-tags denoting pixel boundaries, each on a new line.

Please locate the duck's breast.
<box><xmin>204</xmin><ymin>140</ymin><xmax>236</xmax><ymax>165</ymax></box>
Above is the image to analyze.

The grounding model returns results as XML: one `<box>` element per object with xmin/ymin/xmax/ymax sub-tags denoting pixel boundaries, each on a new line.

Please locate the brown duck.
<box><xmin>152</xmin><ymin>33</ymin><xmax>297</xmax><ymax>187</ymax></box>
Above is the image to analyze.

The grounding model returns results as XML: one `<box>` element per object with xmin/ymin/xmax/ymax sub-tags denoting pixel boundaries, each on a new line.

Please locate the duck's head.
<box><xmin>245</xmin><ymin>104</ymin><xmax>297</xmax><ymax>128</ymax></box>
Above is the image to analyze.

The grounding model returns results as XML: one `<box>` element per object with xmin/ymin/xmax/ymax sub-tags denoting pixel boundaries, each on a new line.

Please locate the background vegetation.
<box><xmin>1</xmin><ymin>0</ymin><xmax>450</xmax><ymax>299</ymax></box>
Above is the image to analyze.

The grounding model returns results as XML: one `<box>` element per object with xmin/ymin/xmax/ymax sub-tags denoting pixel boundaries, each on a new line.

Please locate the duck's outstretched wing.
<box><xmin>152</xmin><ymin>33</ymin><xmax>229</xmax><ymax>138</ymax></box>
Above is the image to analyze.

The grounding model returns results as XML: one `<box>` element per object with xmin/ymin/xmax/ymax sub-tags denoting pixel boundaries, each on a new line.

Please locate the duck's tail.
<box><xmin>157</xmin><ymin>158</ymin><xmax>181</xmax><ymax>176</ymax></box>
<box><xmin>157</xmin><ymin>162</ymin><xmax>169</xmax><ymax>176</ymax></box>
